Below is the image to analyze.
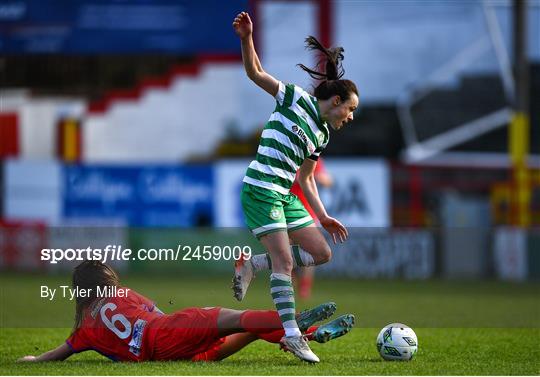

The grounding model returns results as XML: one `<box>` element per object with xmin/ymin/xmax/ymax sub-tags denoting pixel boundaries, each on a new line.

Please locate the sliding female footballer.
<box><xmin>18</xmin><ymin>261</ymin><xmax>354</xmax><ymax>363</ymax></box>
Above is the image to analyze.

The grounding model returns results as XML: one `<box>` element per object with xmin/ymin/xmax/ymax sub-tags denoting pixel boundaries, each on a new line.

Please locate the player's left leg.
<box><xmin>287</xmin><ymin>224</ymin><xmax>332</xmax><ymax>265</ymax></box>
<box><xmin>216</xmin><ymin>308</ymin><xmax>247</xmax><ymax>337</ymax></box>
<box><xmin>234</xmin><ymin>241</ymin><xmax>319</xmax><ymax>301</ymax></box>
<box><xmin>216</xmin><ymin>303</ymin><xmax>336</xmax><ymax>337</ymax></box>
<box><xmin>211</xmin><ymin>308</ymin><xmax>353</xmax><ymax>361</ymax></box>
<box><xmin>207</xmin><ymin>313</ymin><xmax>355</xmax><ymax>361</ymax></box>
<box><xmin>245</xmin><ymin>224</ymin><xmax>331</xmax><ymax>279</ymax></box>
<box><xmin>243</xmin><ymin>198</ymin><xmax>332</xmax><ymax>277</ymax></box>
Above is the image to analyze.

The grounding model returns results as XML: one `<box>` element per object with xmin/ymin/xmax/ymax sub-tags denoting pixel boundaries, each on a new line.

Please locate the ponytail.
<box><xmin>297</xmin><ymin>36</ymin><xmax>345</xmax><ymax>81</ymax></box>
<box><xmin>297</xmin><ymin>36</ymin><xmax>358</xmax><ymax>101</ymax></box>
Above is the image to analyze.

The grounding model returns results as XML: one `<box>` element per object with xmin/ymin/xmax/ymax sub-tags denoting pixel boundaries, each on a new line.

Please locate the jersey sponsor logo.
<box><xmin>128</xmin><ymin>318</ymin><xmax>147</xmax><ymax>355</ymax></box>
<box><xmin>291</xmin><ymin>125</ymin><xmax>314</xmax><ymax>154</ymax></box>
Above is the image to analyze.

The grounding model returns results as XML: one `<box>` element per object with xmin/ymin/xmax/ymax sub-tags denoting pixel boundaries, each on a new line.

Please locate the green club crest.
<box><xmin>269</xmin><ymin>206</ymin><xmax>282</xmax><ymax>220</ymax></box>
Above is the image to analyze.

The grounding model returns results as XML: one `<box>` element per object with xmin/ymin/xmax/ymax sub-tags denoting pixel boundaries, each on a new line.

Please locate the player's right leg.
<box><xmin>211</xmin><ymin>310</ymin><xmax>353</xmax><ymax>361</ymax></box>
<box><xmin>235</xmin><ymin>184</ymin><xmax>317</xmax><ymax>301</ymax></box>
<box><xmin>237</xmin><ymin>184</ymin><xmax>319</xmax><ymax>362</ymax></box>
<box><xmin>234</xmin><ymin>183</ymin><xmax>288</xmax><ymax>301</ymax></box>
<box><xmin>259</xmin><ymin>231</ymin><xmax>319</xmax><ymax>363</ymax></box>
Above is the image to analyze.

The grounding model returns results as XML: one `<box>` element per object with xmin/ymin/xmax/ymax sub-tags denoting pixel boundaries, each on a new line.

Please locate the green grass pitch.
<box><xmin>1</xmin><ymin>272</ymin><xmax>539</xmax><ymax>375</ymax></box>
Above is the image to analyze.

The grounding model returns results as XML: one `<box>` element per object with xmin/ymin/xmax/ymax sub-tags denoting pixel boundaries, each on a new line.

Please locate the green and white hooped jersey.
<box><xmin>243</xmin><ymin>81</ymin><xmax>330</xmax><ymax>195</ymax></box>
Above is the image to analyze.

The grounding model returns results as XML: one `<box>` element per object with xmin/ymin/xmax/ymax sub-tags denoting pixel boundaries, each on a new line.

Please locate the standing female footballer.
<box><xmin>231</xmin><ymin>12</ymin><xmax>358</xmax><ymax>363</ymax></box>
<box><xmin>18</xmin><ymin>261</ymin><xmax>354</xmax><ymax>363</ymax></box>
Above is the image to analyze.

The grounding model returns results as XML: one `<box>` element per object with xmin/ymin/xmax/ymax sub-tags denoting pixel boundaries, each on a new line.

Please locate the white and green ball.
<box><xmin>376</xmin><ymin>323</ymin><xmax>418</xmax><ymax>361</ymax></box>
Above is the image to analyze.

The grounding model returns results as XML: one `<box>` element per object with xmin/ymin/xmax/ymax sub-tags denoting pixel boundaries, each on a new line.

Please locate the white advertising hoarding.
<box><xmin>214</xmin><ymin>159</ymin><xmax>251</xmax><ymax>227</ymax></box>
<box><xmin>214</xmin><ymin>158</ymin><xmax>390</xmax><ymax>228</ymax></box>
<box><xmin>323</xmin><ymin>159</ymin><xmax>390</xmax><ymax>227</ymax></box>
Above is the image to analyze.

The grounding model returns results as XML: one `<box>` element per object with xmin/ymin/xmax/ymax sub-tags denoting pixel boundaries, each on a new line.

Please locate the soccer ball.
<box><xmin>376</xmin><ymin>323</ymin><xmax>418</xmax><ymax>361</ymax></box>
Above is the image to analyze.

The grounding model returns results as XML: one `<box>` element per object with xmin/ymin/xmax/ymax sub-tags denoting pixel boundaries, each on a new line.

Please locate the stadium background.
<box><xmin>0</xmin><ymin>0</ymin><xmax>539</xmax><ymax>375</ymax></box>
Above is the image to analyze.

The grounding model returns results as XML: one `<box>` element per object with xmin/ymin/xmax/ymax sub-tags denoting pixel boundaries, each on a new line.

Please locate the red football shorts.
<box><xmin>151</xmin><ymin>307</ymin><xmax>225</xmax><ymax>361</ymax></box>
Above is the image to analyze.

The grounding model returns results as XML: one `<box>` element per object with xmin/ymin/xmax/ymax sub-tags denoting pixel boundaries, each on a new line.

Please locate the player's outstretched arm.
<box><xmin>18</xmin><ymin>343</ymin><xmax>74</xmax><ymax>362</ymax></box>
<box><xmin>232</xmin><ymin>12</ymin><xmax>279</xmax><ymax>97</ymax></box>
<box><xmin>297</xmin><ymin>159</ymin><xmax>348</xmax><ymax>244</ymax></box>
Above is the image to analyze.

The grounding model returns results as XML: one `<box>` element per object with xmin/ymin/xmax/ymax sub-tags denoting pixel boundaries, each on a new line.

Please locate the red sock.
<box><xmin>257</xmin><ymin>329</ymin><xmax>284</xmax><ymax>343</ymax></box>
<box><xmin>240</xmin><ymin>310</ymin><xmax>320</xmax><ymax>344</ymax></box>
<box><xmin>304</xmin><ymin>326</ymin><xmax>318</xmax><ymax>341</ymax></box>
<box><xmin>239</xmin><ymin>310</ymin><xmax>283</xmax><ymax>334</ymax></box>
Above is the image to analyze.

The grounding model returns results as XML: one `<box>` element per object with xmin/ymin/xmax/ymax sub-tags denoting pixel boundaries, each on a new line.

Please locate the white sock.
<box><xmin>250</xmin><ymin>253</ymin><xmax>272</xmax><ymax>271</ymax></box>
<box><xmin>270</xmin><ymin>273</ymin><xmax>301</xmax><ymax>338</ymax></box>
<box><xmin>291</xmin><ymin>245</ymin><xmax>315</xmax><ymax>267</ymax></box>
<box><xmin>250</xmin><ymin>246</ymin><xmax>315</xmax><ymax>272</ymax></box>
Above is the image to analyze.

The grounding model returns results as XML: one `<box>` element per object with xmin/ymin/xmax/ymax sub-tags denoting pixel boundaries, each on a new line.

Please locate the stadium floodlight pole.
<box><xmin>510</xmin><ymin>0</ymin><xmax>531</xmax><ymax>226</ymax></box>
<box><xmin>482</xmin><ymin>0</ymin><xmax>516</xmax><ymax>103</ymax></box>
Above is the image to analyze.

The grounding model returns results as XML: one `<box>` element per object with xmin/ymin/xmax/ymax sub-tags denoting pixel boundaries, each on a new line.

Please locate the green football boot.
<box><xmin>312</xmin><ymin>314</ymin><xmax>355</xmax><ymax>343</ymax></box>
<box><xmin>296</xmin><ymin>302</ymin><xmax>337</xmax><ymax>332</ymax></box>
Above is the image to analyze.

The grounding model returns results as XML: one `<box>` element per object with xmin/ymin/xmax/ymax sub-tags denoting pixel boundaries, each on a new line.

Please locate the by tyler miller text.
<box><xmin>40</xmin><ymin>285</ymin><xmax>130</xmax><ymax>301</ymax></box>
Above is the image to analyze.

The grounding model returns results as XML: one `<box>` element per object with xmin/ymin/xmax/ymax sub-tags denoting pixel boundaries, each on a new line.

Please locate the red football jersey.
<box><xmin>66</xmin><ymin>289</ymin><xmax>163</xmax><ymax>361</ymax></box>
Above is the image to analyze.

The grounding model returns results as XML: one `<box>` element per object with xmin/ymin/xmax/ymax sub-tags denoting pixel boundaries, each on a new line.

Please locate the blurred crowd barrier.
<box><xmin>1</xmin><ymin>159</ymin><xmax>389</xmax><ymax>228</ymax></box>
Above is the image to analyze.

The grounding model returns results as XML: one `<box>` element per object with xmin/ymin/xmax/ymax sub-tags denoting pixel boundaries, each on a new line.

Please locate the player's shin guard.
<box><xmin>270</xmin><ymin>273</ymin><xmax>301</xmax><ymax>338</ymax></box>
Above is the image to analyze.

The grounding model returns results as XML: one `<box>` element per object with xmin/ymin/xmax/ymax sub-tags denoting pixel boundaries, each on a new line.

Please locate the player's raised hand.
<box><xmin>232</xmin><ymin>12</ymin><xmax>253</xmax><ymax>39</ymax></box>
<box><xmin>320</xmin><ymin>216</ymin><xmax>348</xmax><ymax>244</ymax></box>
